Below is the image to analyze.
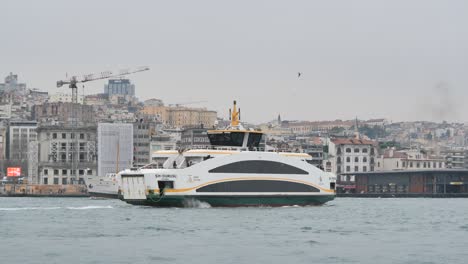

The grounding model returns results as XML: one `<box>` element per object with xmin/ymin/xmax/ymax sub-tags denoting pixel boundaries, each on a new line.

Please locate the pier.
<box><xmin>0</xmin><ymin>184</ymin><xmax>89</xmax><ymax>197</ymax></box>
<box><xmin>337</xmin><ymin>169</ymin><xmax>468</xmax><ymax>197</ymax></box>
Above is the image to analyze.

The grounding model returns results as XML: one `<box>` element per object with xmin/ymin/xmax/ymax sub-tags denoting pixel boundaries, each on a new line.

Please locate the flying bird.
<box><xmin>297</xmin><ymin>72</ymin><xmax>302</xmax><ymax>78</ymax></box>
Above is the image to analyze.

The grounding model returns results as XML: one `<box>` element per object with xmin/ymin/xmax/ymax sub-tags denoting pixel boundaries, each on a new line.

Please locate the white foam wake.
<box><xmin>66</xmin><ymin>205</ymin><xmax>113</xmax><ymax>210</ymax></box>
<box><xmin>0</xmin><ymin>205</ymin><xmax>113</xmax><ymax>211</ymax></box>
<box><xmin>183</xmin><ymin>199</ymin><xmax>211</xmax><ymax>208</ymax></box>
<box><xmin>0</xmin><ymin>207</ymin><xmax>61</xmax><ymax>211</ymax></box>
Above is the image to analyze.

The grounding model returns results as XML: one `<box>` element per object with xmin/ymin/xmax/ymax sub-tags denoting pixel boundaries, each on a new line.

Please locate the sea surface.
<box><xmin>1</xmin><ymin>197</ymin><xmax>467</xmax><ymax>264</ymax></box>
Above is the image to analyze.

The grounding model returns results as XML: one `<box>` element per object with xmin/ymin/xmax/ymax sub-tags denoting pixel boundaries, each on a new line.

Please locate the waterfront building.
<box><xmin>6</xmin><ymin>121</ymin><xmax>38</xmax><ymax>159</ymax></box>
<box><xmin>0</xmin><ymin>123</ymin><xmax>6</xmax><ymax>159</ymax></box>
<box><xmin>5</xmin><ymin>121</ymin><xmax>37</xmax><ymax>180</ymax></box>
<box><xmin>104</xmin><ymin>79</ymin><xmax>135</xmax><ymax>97</ymax></box>
<box><xmin>340</xmin><ymin>170</ymin><xmax>468</xmax><ymax>195</ymax></box>
<box><xmin>37</xmin><ymin>125</ymin><xmax>97</xmax><ymax>185</ymax></box>
<box><xmin>441</xmin><ymin>148</ymin><xmax>466</xmax><ymax>169</ymax></box>
<box><xmin>376</xmin><ymin>148</ymin><xmax>446</xmax><ymax>171</ymax></box>
<box><xmin>0</xmin><ymin>122</ymin><xmax>7</xmax><ymax>175</ymax></box>
<box><xmin>325</xmin><ymin>137</ymin><xmax>378</xmax><ymax>193</ymax></box>
<box><xmin>327</xmin><ymin>138</ymin><xmax>378</xmax><ymax>174</ymax></box>
<box><xmin>97</xmin><ymin>123</ymin><xmax>133</xmax><ymax>178</ymax></box>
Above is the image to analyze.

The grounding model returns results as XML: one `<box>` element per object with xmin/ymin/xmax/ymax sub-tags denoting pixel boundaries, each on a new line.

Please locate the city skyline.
<box><xmin>2</xmin><ymin>0</ymin><xmax>467</xmax><ymax>123</ymax></box>
<box><xmin>2</xmin><ymin>71</ymin><xmax>467</xmax><ymax>125</ymax></box>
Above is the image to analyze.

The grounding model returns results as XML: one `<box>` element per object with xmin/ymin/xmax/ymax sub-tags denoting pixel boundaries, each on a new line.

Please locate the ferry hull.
<box><xmin>125</xmin><ymin>194</ymin><xmax>335</xmax><ymax>207</ymax></box>
<box><xmin>88</xmin><ymin>191</ymin><xmax>120</xmax><ymax>199</ymax></box>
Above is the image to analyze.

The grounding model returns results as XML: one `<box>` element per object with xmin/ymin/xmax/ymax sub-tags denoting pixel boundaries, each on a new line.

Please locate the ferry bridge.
<box><xmin>337</xmin><ymin>169</ymin><xmax>468</xmax><ymax>197</ymax></box>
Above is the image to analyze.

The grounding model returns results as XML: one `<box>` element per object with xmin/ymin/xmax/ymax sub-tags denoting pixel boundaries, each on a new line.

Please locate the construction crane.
<box><xmin>57</xmin><ymin>66</ymin><xmax>150</xmax><ymax>104</ymax></box>
<box><xmin>168</xmin><ymin>100</ymin><xmax>208</xmax><ymax>107</ymax></box>
<box><xmin>55</xmin><ymin>66</ymin><xmax>149</xmax><ymax>185</ymax></box>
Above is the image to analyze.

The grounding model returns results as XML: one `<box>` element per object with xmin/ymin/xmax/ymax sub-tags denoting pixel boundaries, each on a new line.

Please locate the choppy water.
<box><xmin>1</xmin><ymin>198</ymin><xmax>468</xmax><ymax>264</ymax></box>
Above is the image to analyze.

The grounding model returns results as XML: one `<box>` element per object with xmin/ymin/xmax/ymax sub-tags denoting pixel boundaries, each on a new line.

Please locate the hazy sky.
<box><xmin>1</xmin><ymin>0</ymin><xmax>467</xmax><ymax>123</ymax></box>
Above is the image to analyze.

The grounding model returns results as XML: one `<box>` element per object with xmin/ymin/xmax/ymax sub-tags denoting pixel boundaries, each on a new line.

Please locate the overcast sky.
<box><xmin>1</xmin><ymin>0</ymin><xmax>467</xmax><ymax>123</ymax></box>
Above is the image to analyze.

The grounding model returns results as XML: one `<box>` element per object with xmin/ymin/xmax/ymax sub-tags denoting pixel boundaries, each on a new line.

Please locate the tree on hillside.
<box><xmin>357</xmin><ymin>125</ymin><xmax>387</xmax><ymax>139</ymax></box>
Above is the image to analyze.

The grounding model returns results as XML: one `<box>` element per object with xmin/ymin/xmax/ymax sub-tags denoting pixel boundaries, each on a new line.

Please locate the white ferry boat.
<box><xmin>86</xmin><ymin>173</ymin><xmax>121</xmax><ymax>199</ymax></box>
<box><xmin>119</xmin><ymin>101</ymin><xmax>336</xmax><ymax>207</ymax></box>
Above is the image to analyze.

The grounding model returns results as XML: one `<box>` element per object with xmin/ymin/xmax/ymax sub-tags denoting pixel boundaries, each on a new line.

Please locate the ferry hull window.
<box><xmin>209</xmin><ymin>160</ymin><xmax>308</xmax><ymax>175</ymax></box>
<box><xmin>196</xmin><ymin>180</ymin><xmax>320</xmax><ymax>192</ymax></box>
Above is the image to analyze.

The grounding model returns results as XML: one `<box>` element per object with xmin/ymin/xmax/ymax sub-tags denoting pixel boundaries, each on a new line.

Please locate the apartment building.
<box><xmin>37</xmin><ymin>125</ymin><xmax>97</xmax><ymax>185</ymax></box>
<box><xmin>141</xmin><ymin>105</ymin><xmax>217</xmax><ymax>128</ymax></box>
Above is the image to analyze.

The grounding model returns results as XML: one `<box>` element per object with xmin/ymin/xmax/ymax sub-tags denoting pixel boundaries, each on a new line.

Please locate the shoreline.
<box><xmin>0</xmin><ymin>184</ymin><xmax>89</xmax><ymax>197</ymax></box>
<box><xmin>337</xmin><ymin>193</ymin><xmax>468</xmax><ymax>198</ymax></box>
<box><xmin>0</xmin><ymin>194</ymin><xmax>90</xmax><ymax>198</ymax></box>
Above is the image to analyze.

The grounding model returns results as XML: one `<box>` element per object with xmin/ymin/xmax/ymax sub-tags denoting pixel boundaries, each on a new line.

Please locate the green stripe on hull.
<box><xmin>127</xmin><ymin>194</ymin><xmax>335</xmax><ymax>207</ymax></box>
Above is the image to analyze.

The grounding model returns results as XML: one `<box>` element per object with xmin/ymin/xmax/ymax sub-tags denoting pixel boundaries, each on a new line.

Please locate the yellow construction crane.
<box><xmin>56</xmin><ymin>66</ymin><xmax>150</xmax><ymax>104</ymax></box>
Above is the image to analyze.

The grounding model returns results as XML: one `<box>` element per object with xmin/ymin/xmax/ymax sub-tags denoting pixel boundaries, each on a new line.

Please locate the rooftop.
<box><xmin>331</xmin><ymin>138</ymin><xmax>376</xmax><ymax>145</ymax></box>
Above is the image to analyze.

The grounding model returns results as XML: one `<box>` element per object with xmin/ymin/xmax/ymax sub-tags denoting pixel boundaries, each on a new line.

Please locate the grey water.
<box><xmin>1</xmin><ymin>198</ymin><xmax>468</xmax><ymax>264</ymax></box>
